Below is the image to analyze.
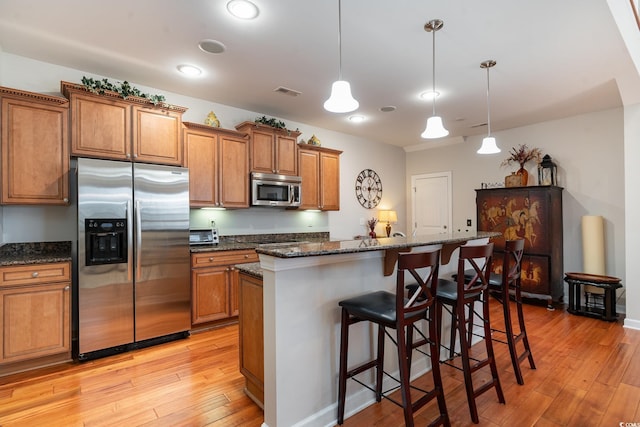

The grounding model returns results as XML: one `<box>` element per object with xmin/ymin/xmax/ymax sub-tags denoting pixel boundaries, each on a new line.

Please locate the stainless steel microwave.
<box><xmin>251</xmin><ymin>172</ymin><xmax>301</xmax><ymax>207</ymax></box>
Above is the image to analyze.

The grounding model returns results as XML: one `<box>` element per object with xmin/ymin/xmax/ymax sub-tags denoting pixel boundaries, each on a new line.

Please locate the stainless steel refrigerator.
<box><xmin>77</xmin><ymin>157</ymin><xmax>190</xmax><ymax>360</ymax></box>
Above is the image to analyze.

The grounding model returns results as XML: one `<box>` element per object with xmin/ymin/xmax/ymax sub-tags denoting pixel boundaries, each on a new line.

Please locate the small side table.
<box><xmin>563</xmin><ymin>272</ymin><xmax>622</xmax><ymax>322</ymax></box>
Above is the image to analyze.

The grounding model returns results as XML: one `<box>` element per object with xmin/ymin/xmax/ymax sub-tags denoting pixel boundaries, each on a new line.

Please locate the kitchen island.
<box><xmin>252</xmin><ymin>231</ymin><xmax>497</xmax><ymax>427</ymax></box>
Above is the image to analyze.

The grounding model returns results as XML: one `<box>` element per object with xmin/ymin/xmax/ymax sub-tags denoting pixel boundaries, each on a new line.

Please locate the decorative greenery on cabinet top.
<box><xmin>60</xmin><ymin>80</ymin><xmax>187</xmax><ymax>113</ymax></box>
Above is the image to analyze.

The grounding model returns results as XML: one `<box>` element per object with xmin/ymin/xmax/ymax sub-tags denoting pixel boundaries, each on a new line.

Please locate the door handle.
<box><xmin>136</xmin><ymin>200</ymin><xmax>142</xmax><ymax>281</ymax></box>
<box><xmin>127</xmin><ymin>200</ymin><xmax>133</xmax><ymax>281</ymax></box>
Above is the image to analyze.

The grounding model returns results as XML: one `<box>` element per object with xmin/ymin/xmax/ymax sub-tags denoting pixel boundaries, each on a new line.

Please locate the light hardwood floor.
<box><xmin>1</xmin><ymin>299</ymin><xmax>639</xmax><ymax>426</ymax></box>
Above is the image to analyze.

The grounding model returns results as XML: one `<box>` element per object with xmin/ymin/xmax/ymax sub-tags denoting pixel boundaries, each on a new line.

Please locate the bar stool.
<box><xmin>436</xmin><ymin>243</ymin><xmax>504</xmax><ymax>424</ymax></box>
<box><xmin>455</xmin><ymin>239</ymin><xmax>535</xmax><ymax>385</ymax></box>
<box><xmin>337</xmin><ymin>249</ymin><xmax>450</xmax><ymax>427</ymax></box>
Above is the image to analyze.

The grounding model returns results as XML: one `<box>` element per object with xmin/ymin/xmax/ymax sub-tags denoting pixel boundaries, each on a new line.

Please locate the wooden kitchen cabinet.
<box><xmin>0</xmin><ymin>262</ymin><xmax>71</xmax><ymax>371</ymax></box>
<box><xmin>238</xmin><ymin>271</ymin><xmax>264</xmax><ymax>408</ymax></box>
<box><xmin>190</xmin><ymin>250</ymin><xmax>258</xmax><ymax>327</ymax></box>
<box><xmin>0</xmin><ymin>87</ymin><xmax>69</xmax><ymax>205</ymax></box>
<box><xmin>475</xmin><ymin>186</ymin><xmax>564</xmax><ymax>306</ymax></box>
<box><xmin>62</xmin><ymin>81</ymin><xmax>187</xmax><ymax>165</ymax></box>
<box><xmin>235</xmin><ymin>121</ymin><xmax>300</xmax><ymax>175</ymax></box>
<box><xmin>184</xmin><ymin>122</ymin><xmax>249</xmax><ymax>208</ymax></box>
<box><xmin>298</xmin><ymin>145</ymin><xmax>342</xmax><ymax>210</ymax></box>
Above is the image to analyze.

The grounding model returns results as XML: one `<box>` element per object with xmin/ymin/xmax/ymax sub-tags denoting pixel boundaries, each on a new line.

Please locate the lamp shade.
<box><xmin>421</xmin><ymin>116</ymin><xmax>449</xmax><ymax>139</ymax></box>
<box><xmin>324</xmin><ymin>80</ymin><xmax>359</xmax><ymax>113</ymax></box>
<box><xmin>378</xmin><ymin>210</ymin><xmax>398</xmax><ymax>223</ymax></box>
<box><xmin>477</xmin><ymin>136</ymin><xmax>501</xmax><ymax>154</ymax></box>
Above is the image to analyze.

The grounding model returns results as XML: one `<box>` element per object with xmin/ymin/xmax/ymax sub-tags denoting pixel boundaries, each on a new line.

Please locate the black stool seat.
<box><xmin>436</xmin><ymin>278</ymin><xmax>482</xmax><ymax>301</ymax></box>
<box><xmin>339</xmin><ymin>291</ymin><xmax>427</xmax><ymax>324</ymax></box>
<box><xmin>454</xmin><ymin>270</ymin><xmax>501</xmax><ymax>287</ymax></box>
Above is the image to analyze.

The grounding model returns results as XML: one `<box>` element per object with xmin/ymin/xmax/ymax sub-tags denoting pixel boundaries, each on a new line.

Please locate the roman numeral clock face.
<box><xmin>355</xmin><ymin>169</ymin><xmax>382</xmax><ymax>209</ymax></box>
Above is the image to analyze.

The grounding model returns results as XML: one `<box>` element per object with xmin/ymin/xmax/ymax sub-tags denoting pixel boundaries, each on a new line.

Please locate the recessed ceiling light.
<box><xmin>349</xmin><ymin>115</ymin><xmax>365</xmax><ymax>123</ymax></box>
<box><xmin>419</xmin><ymin>90</ymin><xmax>440</xmax><ymax>100</ymax></box>
<box><xmin>380</xmin><ymin>106</ymin><xmax>396</xmax><ymax>112</ymax></box>
<box><xmin>199</xmin><ymin>39</ymin><xmax>226</xmax><ymax>54</ymax></box>
<box><xmin>227</xmin><ymin>0</ymin><xmax>259</xmax><ymax>19</ymax></box>
<box><xmin>177</xmin><ymin>64</ymin><xmax>202</xmax><ymax>77</ymax></box>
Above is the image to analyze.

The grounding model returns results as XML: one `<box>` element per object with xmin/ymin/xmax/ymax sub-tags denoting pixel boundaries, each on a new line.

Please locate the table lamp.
<box><xmin>378</xmin><ymin>210</ymin><xmax>398</xmax><ymax>237</ymax></box>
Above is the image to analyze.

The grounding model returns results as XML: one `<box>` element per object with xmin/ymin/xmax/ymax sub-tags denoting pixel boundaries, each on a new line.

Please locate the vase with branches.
<box><xmin>366</xmin><ymin>218</ymin><xmax>378</xmax><ymax>239</ymax></box>
<box><xmin>501</xmin><ymin>144</ymin><xmax>542</xmax><ymax>185</ymax></box>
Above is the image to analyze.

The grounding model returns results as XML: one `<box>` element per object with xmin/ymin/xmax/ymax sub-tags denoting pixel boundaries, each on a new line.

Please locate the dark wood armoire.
<box><xmin>475</xmin><ymin>185</ymin><xmax>563</xmax><ymax>308</ymax></box>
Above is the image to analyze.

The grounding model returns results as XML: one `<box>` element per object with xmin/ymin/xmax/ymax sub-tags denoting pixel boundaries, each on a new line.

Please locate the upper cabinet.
<box><xmin>1</xmin><ymin>86</ymin><xmax>69</xmax><ymax>205</ymax></box>
<box><xmin>61</xmin><ymin>82</ymin><xmax>187</xmax><ymax>166</ymax></box>
<box><xmin>184</xmin><ymin>122</ymin><xmax>250</xmax><ymax>208</ymax></box>
<box><xmin>298</xmin><ymin>145</ymin><xmax>342</xmax><ymax>211</ymax></box>
<box><xmin>235</xmin><ymin>121</ymin><xmax>300</xmax><ymax>175</ymax></box>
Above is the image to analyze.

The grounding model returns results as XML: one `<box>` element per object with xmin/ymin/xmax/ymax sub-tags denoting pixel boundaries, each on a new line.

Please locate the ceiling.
<box><xmin>0</xmin><ymin>0</ymin><xmax>636</xmax><ymax>148</ymax></box>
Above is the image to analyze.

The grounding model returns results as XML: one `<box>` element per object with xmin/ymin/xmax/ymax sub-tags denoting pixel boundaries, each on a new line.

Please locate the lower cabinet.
<box><xmin>190</xmin><ymin>250</ymin><xmax>258</xmax><ymax>327</ymax></box>
<box><xmin>238</xmin><ymin>271</ymin><xmax>264</xmax><ymax>408</ymax></box>
<box><xmin>0</xmin><ymin>262</ymin><xmax>71</xmax><ymax>374</ymax></box>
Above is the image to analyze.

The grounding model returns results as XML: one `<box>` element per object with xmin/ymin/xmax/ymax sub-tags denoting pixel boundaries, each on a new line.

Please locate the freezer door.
<box><xmin>133</xmin><ymin>163</ymin><xmax>191</xmax><ymax>341</ymax></box>
<box><xmin>78</xmin><ymin>158</ymin><xmax>135</xmax><ymax>355</ymax></box>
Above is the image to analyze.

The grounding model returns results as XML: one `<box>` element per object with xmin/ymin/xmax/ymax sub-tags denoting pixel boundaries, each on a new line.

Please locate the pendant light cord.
<box><xmin>338</xmin><ymin>0</ymin><xmax>343</xmax><ymax>80</ymax></box>
<box><xmin>431</xmin><ymin>24</ymin><xmax>436</xmax><ymax>116</ymax></box>
<box><xmin>486</xmin><ymin>66</ymin><xmax>491</xmax><ymax>137</ymax></box>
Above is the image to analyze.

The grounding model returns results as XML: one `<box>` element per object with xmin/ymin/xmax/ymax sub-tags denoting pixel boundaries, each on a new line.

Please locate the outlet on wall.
<box><xmin>466</xmin><ymin>219</ymin><xmax>472</xmax><ymax>227</ymax></box>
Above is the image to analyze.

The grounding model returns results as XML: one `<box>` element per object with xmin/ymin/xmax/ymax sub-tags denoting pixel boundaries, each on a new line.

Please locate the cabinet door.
<box><xmin>320</xmin><ymin>151</ymin><xmax>340</xmax><ymax>211</ymax></box>
<box><xmin>250</xmin><ymin>130</ymin><xmax>276</xmax><ymax>173</ymax></box>
<box><xmin>219</xmin><ymin>135</ymin><xmax>249</xmax><ymax>208</ymax></box>
<box><xmin>191</xmin><ymin>266</ymin><xmax>231</xmax><ymax>324</ymax></box>
<box><xmin>239</xmin><ymin>273</ymin><xmax>264</xmax><ymax>405</ymax></box>
<box><xmin>275</xmin><ymin>134</ymin><xmax>298</xmax><ymax>175</ymax></box>
<box><xmin>298</xmin><ymin>148</ymin><xmax>320</xmax><ymax>209</ymax></box>
<box><xmin>1</xmin><ymin>97</ymin><xmax>69</xmax><ymax>205</ymax></box>
<box><xmin>185</xmin><ymin>130</ymin><xmax>217</xmax><ymax>207</ymax></box>
<box><xmin>1</xmin><ymin>282</ymin><xmax>70</xmax><ymax>363</ymax></box>
<box><xmin>69</xmin><ymin>93</ymin><xmax>130</xmax><ymax>160</ymax></box>
<box><xmin>132</xmin><ymin>106</ymin><xmax>183</xmax><ymax>165</ymax></box>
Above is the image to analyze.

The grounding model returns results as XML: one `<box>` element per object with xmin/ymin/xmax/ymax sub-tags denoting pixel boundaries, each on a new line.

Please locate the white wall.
<box><xmin>624</xmin><ymin>103</ymin><xmax>640</xmax><ymax>328</ymax></box>
<box><xmin>0</xmin><ymin>53</ymin><xmax>406</xmax><ymax>243</ymax></box>
<box><xmin>405</xmin><ymin>108</ymin><xmax>626</xmax><ymax>309</ymax></box>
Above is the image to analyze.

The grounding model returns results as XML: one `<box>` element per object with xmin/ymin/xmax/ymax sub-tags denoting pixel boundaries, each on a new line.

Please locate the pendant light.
<box><xmin>421</xmin><ymin>19</ymin><xmax>449</xmax><ymax>139</ymax></box>
<box><xmin>477</xmin><ymin>60</ymin><xmax>501</xmax><ymax>154</ymax></box>
<box><xmin>324</xmin><ymin>0</ymin><xmax>359</xmax><ymax>113</ymax></box>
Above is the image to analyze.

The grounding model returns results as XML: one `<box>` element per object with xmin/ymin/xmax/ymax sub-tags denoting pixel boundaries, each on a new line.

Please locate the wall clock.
<box><xmin>355</xmin><ymin>169</ymin><xmax>382</xmax><ymax>209</ymax></box>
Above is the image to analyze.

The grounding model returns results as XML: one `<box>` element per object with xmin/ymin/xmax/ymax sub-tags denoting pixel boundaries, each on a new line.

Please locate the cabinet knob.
<box><xmin>64</xmin><ymin>286</ymin><xmax>70</xmax><ymax>291</ymax></box>
<box><xmin>32</xmin><ymin>272</ymin><xmax>39</xmax><ymax>278</ymax></box>
<box><xmin>126</xmin><ymin>153</ymin><xmax>131</xmax><ymax>158</ymax></box>
<box><xmin>229</xmin><ymin>267</ymin><xmax>235</xmax><ymax>271</ymax></box>
<box><xmin>133</xmin><ymin>154</ymin><xmax>138</xmax><ymax>158</ymax></box>
<box><xmin>244</xmin><ymin>254</ymin><xmax>249</xmax><ymax>258</ymax></box>
<box><xmin>209</xmin><ymin>257</ymin><xmax>214</xmax><ymax>262</ymax></box>
<box><xmin>63</xmin><ymin>198</ymin><xmax>69</xmax><ymax>203</ymax></box>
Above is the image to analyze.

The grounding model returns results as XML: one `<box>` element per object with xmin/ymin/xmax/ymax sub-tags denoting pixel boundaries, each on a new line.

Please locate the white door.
<box><xmin>411</xmin><ymin>172</ymin><xmax>452</xmax><ymax>235</ymax></box>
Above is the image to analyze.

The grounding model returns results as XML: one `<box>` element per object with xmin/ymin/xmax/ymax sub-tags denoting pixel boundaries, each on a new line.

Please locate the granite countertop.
<box><xmin>190</xmin><ymin>231</ymin><xmax>330</xmax><ymax>253</ymax></box>
<box><xmin>254</xmin><ymin>231</ymin><xmax>500</xmax><ymax>259</ymax></box>
<box><xmin>236</xmin><ymin>262</ymin><xmax>262</xmax><ymax>279</ymax></box>
<box><xmin>0</xmin><ymin>241</ymin><xmax>72</xmax><ymax>266</ymax></box>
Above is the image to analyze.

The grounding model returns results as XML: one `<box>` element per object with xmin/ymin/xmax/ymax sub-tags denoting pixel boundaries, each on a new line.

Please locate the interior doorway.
<box><xmin>411</xmin><ymin>172</ymin><xmax>452</xmax><ymax>236</ymax></box>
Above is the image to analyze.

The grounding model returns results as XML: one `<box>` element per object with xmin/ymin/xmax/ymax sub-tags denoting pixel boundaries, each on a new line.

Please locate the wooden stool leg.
<box><xmin>337</xmin><ymin>308</ymin><xmax>349</xmax><ymax>425</ymax></box>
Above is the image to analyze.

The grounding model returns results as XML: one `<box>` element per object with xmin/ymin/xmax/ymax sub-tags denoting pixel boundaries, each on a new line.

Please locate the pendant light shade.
<box><xmin>324</xmin><ymin>0</ymin><xmax>358</xmax><ymax>113</ymax></box>
<box><xmin>421</xmin><ymin>19</ymin><xmax>448</xmax><ymax>139</ymax></box>
<box><xmin>421</xmin><ymin>116</ymin><xmax>449</xmax><ymax>139</ymax></box>
<box><xmin>477</xmin><ymin>60</ymin><xmax>500</xmax><ymax>154</ymax></box>
<box><xmin>324</xmin><ymin>80</ymin><xmax>359</xmax><ymax>113</ymax></box>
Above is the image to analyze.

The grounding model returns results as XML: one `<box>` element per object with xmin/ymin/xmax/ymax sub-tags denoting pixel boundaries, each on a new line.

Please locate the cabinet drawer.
<box><xmin>191</xmin><ymin>250</ymin><xmax>258</xmax><ymax>268</ymax></box>
<box><xmin>0</xmin><ymin>262</ymin><xmax>71</xmax><ymax>287</ymax></box>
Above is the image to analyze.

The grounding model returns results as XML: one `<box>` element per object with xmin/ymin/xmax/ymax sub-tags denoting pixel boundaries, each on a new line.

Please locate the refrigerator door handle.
<box><xmin>135</xmin><ymin>200</ymin><xmax>142</xmax><ymax>281</ymax></box>
<box><xmin>127</xmin><ymin>200</ymin><xmax>134</xmax><ymax>281</ymax></box>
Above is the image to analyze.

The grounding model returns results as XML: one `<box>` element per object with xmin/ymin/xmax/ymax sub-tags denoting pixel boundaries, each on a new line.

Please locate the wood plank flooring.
<box><xmin>1</xmin><ymin>300</ymin><xmax>639</xmax><ymax>426</ymax></box>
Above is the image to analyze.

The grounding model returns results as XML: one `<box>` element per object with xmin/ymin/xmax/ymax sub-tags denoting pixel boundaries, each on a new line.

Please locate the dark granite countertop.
<box><xmin>254</xmin><ymin>231</ymin><xmax>500</xmax><ymax>259</ymax></box>
<box><xmin>236</xmin><ymin>262</ymin><xmax>262</xmax><ymax>279</ymax></box>
<box><xmin>0</xmin><ymin>241</ymin><xmax>72</xmax><ymax>266</ymax></box>
<box><xmin>190</xmin><ymin>232</ymin><xmax>330</xmax><ymax>253</ymax></box>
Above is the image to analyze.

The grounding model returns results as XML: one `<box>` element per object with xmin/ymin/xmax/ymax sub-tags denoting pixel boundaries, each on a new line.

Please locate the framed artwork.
<box><xmin>631</xmin><ymin>0</ymin><xmax>640</xmax><ymax>30</ymax></box>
